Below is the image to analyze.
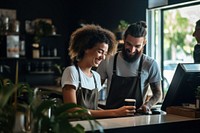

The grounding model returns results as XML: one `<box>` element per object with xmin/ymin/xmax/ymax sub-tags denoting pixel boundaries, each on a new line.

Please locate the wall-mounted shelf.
<box><xmin>0</xmin><ymin>35</ymin><xmax>65</xmax><ymax>86</ymax></box>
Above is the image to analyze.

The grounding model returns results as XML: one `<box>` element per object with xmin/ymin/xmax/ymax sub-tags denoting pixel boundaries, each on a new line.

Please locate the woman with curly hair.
<box><xmin>62</xmin><ymin>24</ymin><xmax>136</xmax><ymax>118</ymax></box>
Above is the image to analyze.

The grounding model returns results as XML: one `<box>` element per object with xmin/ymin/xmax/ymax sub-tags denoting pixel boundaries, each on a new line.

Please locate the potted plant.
<box><xmin>117</xmin><ymin>20</ymin><xmax>130</xmax><ymax>32</ymax></box>
<box><xmin>30</xmin><ymin>88</ymin><xmax>103</xmax><ymax>133</ymax></box>
<box><xmin>33</xmin><ymin>20</ymin><xmax>54</xmax><ymax>43</ymax></box>
<box><xmin>115</xmin><ymin>20</ymin><xmax>129</xmax><ymax>43</ymax></box>
<box><xmin>0</xmin><ymin>77</ymin><xmax>103</xmax><ymax>133</ymax></box>
<box><xmin>0</xmin><ymin>78</ymin><xmax>16</xmax><ymax>132</ymax></box>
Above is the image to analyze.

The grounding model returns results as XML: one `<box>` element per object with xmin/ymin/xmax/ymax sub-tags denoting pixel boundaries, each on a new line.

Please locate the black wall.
<box><xmin>1</xmin><ymin>0</ymin><xmax>192</xmax><ymax>66</ymax></box>
<box><xmin>0</xmin><ymin>0</ymin><xmax>147</xmax><ymax>38</ymax></box>
<box><xmin>0</xmin><ymin>0</ymin><xmax>148</xmax><ymax>66</ymax></box>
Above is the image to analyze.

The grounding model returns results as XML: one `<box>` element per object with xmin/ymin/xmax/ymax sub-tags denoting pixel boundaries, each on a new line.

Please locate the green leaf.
<box><xmin>0</xmin><ymin>78</ymin><xmax>16</xmax><ymax>108</ymax></box>
<box><xmin>32</xmin><ymin>100</ymin><xmax>55</xmax><ymax>117</ymax></box>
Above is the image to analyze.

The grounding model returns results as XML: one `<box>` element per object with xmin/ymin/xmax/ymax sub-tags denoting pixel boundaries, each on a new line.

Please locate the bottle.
<box><xmin>40</xmin><ymin>45</ymin><xmax>44</xmax><ymax>57</ymax></box>
<box><xmin>19</xmin><ymin>40</ymin><xmax>25</xmax><ymax>57</ymax></box>
<box><xmin>53</xmin><ymin>48</ymin><xmax>57</xmax><ymax>57</ymax></box>
<box><xmin>32</xmin><ymin>43</ymin><xmax>40</xmax><ymax>58</ymax></box>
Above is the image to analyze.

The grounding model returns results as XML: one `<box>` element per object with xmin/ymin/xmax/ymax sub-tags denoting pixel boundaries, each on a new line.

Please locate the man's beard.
<box><xmin>121</xmin><ymin>46</ymin><xmax>143</xmax><ymax>63</ymax></box>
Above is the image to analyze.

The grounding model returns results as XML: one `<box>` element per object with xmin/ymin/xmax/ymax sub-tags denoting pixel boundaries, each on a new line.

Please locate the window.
<box><xmin>147</xmin><ymin>1</ymin><xmax>200</xmax><ymax>99</ymax></box>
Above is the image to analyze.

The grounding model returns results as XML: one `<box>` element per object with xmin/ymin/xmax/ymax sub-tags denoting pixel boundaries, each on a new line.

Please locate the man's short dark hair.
<box><xmin>124</xmin><ymin>21</ymin><xmax>147</xmax><ymax>38</ymax></box>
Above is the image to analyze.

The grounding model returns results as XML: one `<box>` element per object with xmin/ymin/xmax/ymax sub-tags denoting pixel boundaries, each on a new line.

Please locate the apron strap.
<box><xmin>92</xmin><ymin>71</ymin><xmax>97</xmax><ymax>89</ymax></box>
<box><xmin>138</xmin><ymin>54</ymin><xmax>143</xmax><ymax>78</ymax></box>
<box><xmin>113</xmin><ymin>52</ymin><xmax>119</xmax><ymax>75</ymax></box>
<box><xmin>75</xmin><ymin>64</ymin><xmax>82</xmax><ymax>88</ymax></box>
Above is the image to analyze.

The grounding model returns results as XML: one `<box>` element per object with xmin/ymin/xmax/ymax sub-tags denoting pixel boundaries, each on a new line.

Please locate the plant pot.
<box><xmin>13</xmin><ymin>109</ymin><xmax>31</xmax><ymax>133</ymax></box>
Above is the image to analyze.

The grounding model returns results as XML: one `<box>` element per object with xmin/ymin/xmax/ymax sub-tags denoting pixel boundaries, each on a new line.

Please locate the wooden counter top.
<box><xmin>70</xmin><ymin>114</ymin><xmax>200</xmax><ymax>133</ymax></box>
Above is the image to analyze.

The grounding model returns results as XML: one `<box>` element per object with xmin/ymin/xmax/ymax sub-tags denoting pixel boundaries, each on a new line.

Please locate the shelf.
<box><xmin>29</xmin><ymin>71</ymin><xmax>54</xmax><ymax>74</ymax></box>
<box><xmin>0</xmin><ymin>34</ymin><xmax>65</xmax><ymax>86</ymax></box>
<box><xmin>0</xmin><ymin>56</ymin><xmax>61</xmax><ymax>61</ymax></box>
<box><xmin>0</xmin><ymin>57</ymin><xmax>26</xmax><ymax>60</ymax></box>
<box><xmin>31</xmin><ymin>57</ymin><xmax>61</xmax><ymax>60</ymax></box>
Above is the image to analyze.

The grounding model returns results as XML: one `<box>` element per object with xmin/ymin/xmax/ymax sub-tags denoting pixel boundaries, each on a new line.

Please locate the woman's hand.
<box><xmin>114</xmin><ymin>106</ymin><xmax>136</xmax><ymax>117</ymax></box>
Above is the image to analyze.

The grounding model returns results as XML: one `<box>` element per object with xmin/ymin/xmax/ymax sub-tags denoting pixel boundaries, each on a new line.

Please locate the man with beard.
<box><xmin>97</xmin><ymin>21</ymin><xmax>162</xmax><ymax>114</ymax></box>
<box><xmin>193</xmin><ymin>19</ymin><xmax>200</xmax><ymax>63</ymax></box>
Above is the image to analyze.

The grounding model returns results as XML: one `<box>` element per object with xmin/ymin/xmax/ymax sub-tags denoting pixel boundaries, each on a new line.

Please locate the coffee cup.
<box><xmin>124</xmin><ymin>99</ymin><xmax>136</xmax><ymax>106</ymax></box>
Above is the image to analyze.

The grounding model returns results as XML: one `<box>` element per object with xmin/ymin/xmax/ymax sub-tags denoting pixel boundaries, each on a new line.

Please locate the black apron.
<box><xmin>105</xmin><ymin>53</ymin><xmax>143</xmax><ymax>109</ymax></box>
<box><xmin>75</xmin><ymin>64</ymin><xmax>98</xmax><ymax>110</ymax></box>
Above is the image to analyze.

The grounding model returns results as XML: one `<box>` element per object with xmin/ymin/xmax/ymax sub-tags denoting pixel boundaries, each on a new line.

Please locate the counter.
<box><xmin>35</xmin><ymin>86</ymin><xmax>200</xmax><ymax>132</ymax></box>
<box><xmin>70</xmin><ymin>114</ymin><xmax>200</xmax><ymax>133</ymax></box>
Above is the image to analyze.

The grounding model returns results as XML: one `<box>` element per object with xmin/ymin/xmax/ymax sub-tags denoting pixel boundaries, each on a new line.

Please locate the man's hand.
<box><xmin>137</xmin><ymin>104</ymin><xmax>151</xmax><ymax>115</ymax></box>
